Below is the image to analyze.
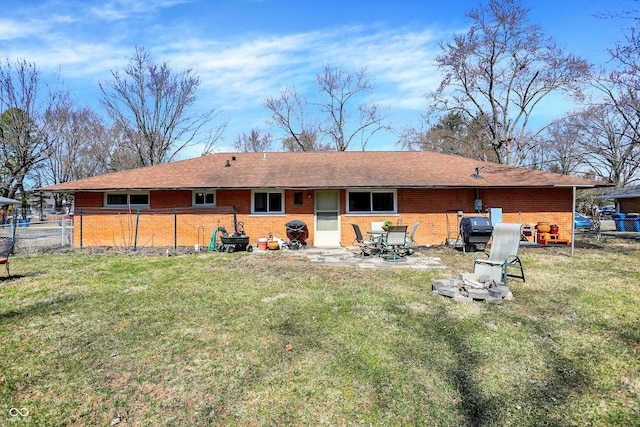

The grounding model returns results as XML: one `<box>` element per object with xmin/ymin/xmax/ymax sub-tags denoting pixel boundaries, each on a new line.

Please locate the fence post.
<box><xmin>79</xmin><ymin>208</ymin><xmax>83</xmax><ymax>249</ymax></box>
<box><xmin>133</xmin><ymin>208</ymin><xmax>140</xmax><ymax>252</ymax></box>
<box><xmin>61</xmin><ymin>216</ymin><xmax>66</xmax><ymax>246</ymax></box>
<box><xmin>174</xmin><ymin>209</ymin><xmax>178</xmax><ymax>250</ymax></box>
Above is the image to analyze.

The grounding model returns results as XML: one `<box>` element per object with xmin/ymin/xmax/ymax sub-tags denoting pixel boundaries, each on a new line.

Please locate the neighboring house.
<box><xmin>596</xmin><ymin>185</ymin><xmax>640</xmax><ymax>213</ymax></box>
<box><xmin>38</xmin><ymin>151</ymin><xmax>608</xmax><ymax>248</ymax></box>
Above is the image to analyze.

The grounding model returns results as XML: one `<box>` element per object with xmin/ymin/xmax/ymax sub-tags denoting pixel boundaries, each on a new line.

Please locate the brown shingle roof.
<box><xmin>38</xmin><ymin>151</ymin><xmax>609</xmax><ymax>192</ymax></box>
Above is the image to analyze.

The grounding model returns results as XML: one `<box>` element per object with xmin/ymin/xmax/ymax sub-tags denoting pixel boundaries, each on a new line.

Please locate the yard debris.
<box><xmin>285</xmin><ymin>344</ymin><xmax>293</xmax><ymax>352</ymax></box>
<box><xmin>432</xmin><ymin>273</ymin><xmax>513</xmax><ymax>302</ymax></box>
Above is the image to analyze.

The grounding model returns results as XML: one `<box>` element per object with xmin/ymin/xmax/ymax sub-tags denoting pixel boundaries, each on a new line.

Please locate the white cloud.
<box><xmin>0</xmin><ymin>19</ymin><xmax>30</xmax><ymax>40</ymax></box>
<box><xmin>0</xmin><ymin>13</ymin><xmax>77</xmax><ymax>41</ymax></box>
<box><xmin>0</xmin><ymin>1</ymin><xmax>454</xmax><ymax>150</ymax></box>
<box><xmin>88</xmin><ymin>0</ymin><xmax>192</xmax><ymax>22</ymax></box>
<box><xmin>153</xmin><ymin>25</ymin><xmax>444</xmax><ymax>115</ymax></box>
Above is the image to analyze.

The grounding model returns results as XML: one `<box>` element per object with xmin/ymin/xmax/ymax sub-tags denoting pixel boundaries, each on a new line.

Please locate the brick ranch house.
<box><xmin>39</xmin><ymin>151</ymin><xmax>607</xmax><ymax>249</ymax></box>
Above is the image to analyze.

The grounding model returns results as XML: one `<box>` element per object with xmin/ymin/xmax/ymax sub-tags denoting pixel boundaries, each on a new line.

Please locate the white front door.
<box><xmin>314</xmin><ymin>190</ymin><xmax>340</xmax><ymax>247</ymax></box>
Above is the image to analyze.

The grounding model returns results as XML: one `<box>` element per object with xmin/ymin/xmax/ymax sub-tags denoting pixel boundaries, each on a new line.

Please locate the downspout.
<box><xmin>79</xmin><ymin>208</ymin><xmax>83</xmax><ymax>249</ymax></box>
<box><xmin>571</xmin><ymin>186</ymin><xmax>576</xmax><ymax>257</ymax></box>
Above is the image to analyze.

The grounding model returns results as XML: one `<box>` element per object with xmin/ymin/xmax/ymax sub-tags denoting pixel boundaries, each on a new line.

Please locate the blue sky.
<box><xmin>0</xmin><ymin>0</ymin><xmax>631</xmax><ymax>155</ymax></box>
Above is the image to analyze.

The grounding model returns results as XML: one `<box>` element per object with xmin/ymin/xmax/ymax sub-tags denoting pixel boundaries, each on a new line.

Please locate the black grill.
<box><xmin>460</xmin><ymin>216</ymin><xmax>493</xmax><ymax>244</ymax></box>
<box><xmin>285</xmin><ymin>220</ymin><xmax>308</xmax><ymax>249</ymax></box>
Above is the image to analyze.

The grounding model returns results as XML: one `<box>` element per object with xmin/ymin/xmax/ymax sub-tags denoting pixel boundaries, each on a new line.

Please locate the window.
<box><xmin>252</xmin><ymin>190</ymin><xmax>284</xmax><ymax>214</ymax></box>
<box><xmin>193</xmin><ymin>191</ymin><xmax>216</xmax><ymax>207</ymax></box>
<box><xmin>105</xmin><ymin>192</ymin><xmax>149</xmax><ymax>208</ymax></box>
<box><xmin>347</xmin><ymin>190</ymin><xmax>396</xmax><ymax>213</ymax></box>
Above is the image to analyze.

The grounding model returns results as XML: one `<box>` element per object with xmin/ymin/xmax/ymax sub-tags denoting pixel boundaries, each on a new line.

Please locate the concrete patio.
<box><xmin>281</xmin><ymin>246</ymin><xmax>446</xmax><ymax>269</ymax></box>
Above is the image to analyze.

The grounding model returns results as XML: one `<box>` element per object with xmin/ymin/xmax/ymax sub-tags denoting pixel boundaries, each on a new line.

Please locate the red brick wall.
<box><xmin>73</xmin><ymin>187</ymin><xmax>575</xmax><ymax>248</ymax></box>
<box><xmin>76</xmin><ymin>192</ymin><xmax>103</xmax><ymax>207</ymax></box>
<box><xmin>343</xmin><ymin>187</ymin><xmax>574</xmax><ymax>246</ymax></box>
<box><xmin>150</xmin><ymin>190</ymin><xmax>192</xmax><ymax>208</ymax></box>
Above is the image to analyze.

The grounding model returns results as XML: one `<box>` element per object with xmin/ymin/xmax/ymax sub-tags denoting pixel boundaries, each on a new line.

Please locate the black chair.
<box><xmin>351</xmin><ymin>224</ymin><xmax>380</xmax><ymax>257</ymax></box>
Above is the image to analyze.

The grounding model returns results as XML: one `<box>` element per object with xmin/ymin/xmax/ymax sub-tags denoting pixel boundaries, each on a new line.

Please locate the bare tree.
<box><xmin>0</xmin><ymin>58</ymin><xmax>68</xmax><ymax>199</ymax></box>
<box><xmin>528</xmin><ymin>112</ymin><xmax>591</xmax><ymax>176</ymax></box>
<box><xmin>99</xmin><ymin>46</ymin><xmax>224</xmax><ymax>167</ymax></box>
<box><xmin>591</xmin><ymin>1</ymin><xmax>640</xmax><ymax>186</ymax></box>
<box><xmin>537</xmin><ymin>116</ymin><xmax>586</xmax><ymax>175</ymax></box>
<box><xmin>316</xmin><ymin>65</ymin><xmax>389</xmax><ymax>151</ymax></box>
<box><xmin>264</xmin><ymin>65</ymin><xmax>389</xmax><ymax>151</ymax></box>
<box><xmin>400</xmin><ymin>111</ymin><xmax>497</xmax><ymax>161</ymax></box>
<box><xmin>233</xmin><ymin>128</ymin><xmax>273</xmax><ymax>152</ymax></box>
<box><xmin>42</xmin><ymin>105</ymin><xmax>112</xmax><ymax>186</ymax></box>
<box><xmin>263</xmin><ymin>87</ymin><xmax>322</xmax><ymax>151</ymax></box>
<box><xmin>280</xmin><ymin>132</ymin><xmax>333</xmax><ymax>152</ymax></box>
<box><xmin>578</xmin><ymin>104</ymin><xmax>640</xmax><ymax>186</ymax></box>
<box><xmin>429</xmin><ymin>0</ymin><xmax>591</xmax><ymax>166</ymax></box>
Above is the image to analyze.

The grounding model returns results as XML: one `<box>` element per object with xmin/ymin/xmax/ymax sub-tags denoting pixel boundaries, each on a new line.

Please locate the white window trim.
<box><xmin>192</xmin><ymin>190</ymin><xmax>217</xmax><ymax>207</ymax></box>
<box><xmin>104</xmin><ymin>191</ymin><xmax>150</xmax><ymax>208</ymax></box>
<box><xmin>251</xmin><ymin>189</ymin><xmax>285</xmax><ymax>214</ymax></box>
<box><xmin>346</xmin><ymin>189</ymin><xmax>397</xmax><ymax>214</ymax></box>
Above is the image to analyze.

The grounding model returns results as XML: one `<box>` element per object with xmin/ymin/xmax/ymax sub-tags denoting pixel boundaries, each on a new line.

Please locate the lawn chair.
<box><xmin>383</xmin><ymin>225</ymin><xmax>408</xmax><ymax>261</ymax></box>
<box><xmin>0</xmin><ymin>236</ymin><xmax>16</xmax><ymax>277</ymax></box>
<box><xmin>351</xmin><ymin>224</ymin><xmax>380</xmax><ymax>257</ymax></box>
<box><xmin>402</xmin><ymin>222</ymin><xmax>420</xmax><ymax>255</ymax></box>
<box><xmin>473</xmin><ymin>223</ymin><xmax>525</xmax><ymax>284</ymax></box>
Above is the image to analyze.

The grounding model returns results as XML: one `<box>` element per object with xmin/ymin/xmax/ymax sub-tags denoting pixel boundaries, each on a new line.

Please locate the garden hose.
<box><xmin>208</xmin><ymin>226</ymin><xmax>228</xmax><ymax>252</ymax></box>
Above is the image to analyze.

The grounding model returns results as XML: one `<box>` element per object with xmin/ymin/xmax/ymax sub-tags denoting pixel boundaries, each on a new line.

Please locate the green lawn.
<box><xmin>1</xmin><ymin>235</ymin><xmax>639</xmax><ymax>426</ymax></box>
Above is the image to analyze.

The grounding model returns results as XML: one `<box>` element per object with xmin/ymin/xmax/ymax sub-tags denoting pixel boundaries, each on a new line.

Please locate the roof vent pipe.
<box><xmin>263</xmin><ymin>153</ymin><xmax>267</xmax><ymax>160</ymax></box>
<box><xmin>225</xmin><ymin>160</ymin><xmax>231</xmax><ymax>167</ymax></box>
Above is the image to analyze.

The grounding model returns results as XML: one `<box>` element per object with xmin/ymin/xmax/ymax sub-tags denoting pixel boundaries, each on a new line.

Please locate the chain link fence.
<box><xmin>67</xmin><ymin>207</ymin><xmax>240</xmax><ymax>252</ymax></box>
<box><xmin>2</xmin><ymin>211</ymin><xmax>634</xmax><ymax>255</ymax></box>
<box><xmin>3</xmin><ymin>207</ymin><xmax>237</xmax><ymax>254</ymax></box>
<box><xmin>611</xmin><ymin>215</ymin><xmax>640</xmax><ymax>233</ymax></box>
<box><xmin>1</xmin><ymin>216</ymin><xmax>74</xmax><ymax>255</ymax></box>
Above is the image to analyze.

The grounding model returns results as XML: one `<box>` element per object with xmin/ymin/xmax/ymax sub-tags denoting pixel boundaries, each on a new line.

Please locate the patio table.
<box><xmin>367</xmin><ymin>230</ymin><xmax>387</xmax><ymax>253</ymax></box>
<box><xmin>368</xmin><ymin>228</ymin><xmax>408</xmax><ymax>254</ymax></box>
